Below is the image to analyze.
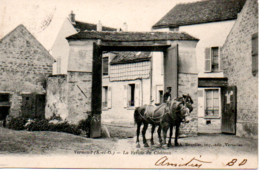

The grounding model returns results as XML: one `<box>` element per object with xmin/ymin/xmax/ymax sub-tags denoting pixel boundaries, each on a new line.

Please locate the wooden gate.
<box><xmin>22</xmin><ymin>94</ymin><xmax>45</xmax><ymax>119</ymax></box>
<box><xmin>221</xmin><ymin>86</ymin><xmax>237</xmax><ymax>134</ymax></box>
<box><xmin>164</xmin><ymin>45</ymin><xmax>178</xmax><ymax>98</ymax></box>
<box><xmin>22</xmin><ymin>94</ymin><xmax>36</xmax><ymax>118</ymax></box>
<box><xmin>35</xmin><ymin>94</ymin><xmax>46</xmax><ymax>119</ymax></box>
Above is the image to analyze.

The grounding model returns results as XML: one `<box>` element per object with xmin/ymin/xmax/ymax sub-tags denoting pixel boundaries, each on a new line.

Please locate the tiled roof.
<box><xmin>152</xmin><ymin>0</ymin><xmax>246</xmax><ymax>29</ymax></box>
<box><xmin>110</xmin><ymin>52</ymin><xmax>152</xmax><ymax>65</ymax></box>
<box><xmin>73</xmin><ymin>20</ymin><xmax>117</xmax><ymax>32</ymax></box>
<box><xmin>66</xmin><ymin>31</ymin><xmax>198</xmax><ymax>41</ymax></box>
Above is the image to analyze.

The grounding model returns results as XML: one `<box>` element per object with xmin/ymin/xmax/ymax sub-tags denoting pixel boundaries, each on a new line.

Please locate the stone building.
<box><xmin>221</xmin><ymin>0</ymin><xmax>258</xmax><ymax>139</ymax></box>
<box><xmin>0</xmin><ymin>25</ymin><xmax>54</xmax><ymax>123</ymax></box>
<box><xmin>152</xmin><ymin>0</ymin><xmax>246</xmax><ymax>134</ymax></box>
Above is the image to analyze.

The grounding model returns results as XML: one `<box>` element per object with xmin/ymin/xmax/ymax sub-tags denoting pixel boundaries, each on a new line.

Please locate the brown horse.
<box><xmin>161</xmin><ymin>100</ymin><xmax>191</xmax><ymax>147</ymax></box>
<box><xmin>134</xmin><ymin>94</ymin><xmax>193</xmax><ymax>148</ymax></box>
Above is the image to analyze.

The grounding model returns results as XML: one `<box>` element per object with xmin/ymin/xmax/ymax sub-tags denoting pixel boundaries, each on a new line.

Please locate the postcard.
<box><xmin>0</xmin><ymin>0</ymin><xmax>258</xmax><ymax>169</ymax></box>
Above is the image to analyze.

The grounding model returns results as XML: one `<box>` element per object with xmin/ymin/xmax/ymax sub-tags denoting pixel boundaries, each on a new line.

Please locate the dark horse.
<box><xmin>134</xmin><ymin>94</ymin><xmax>193</xmax><ymax>148</ymax></box>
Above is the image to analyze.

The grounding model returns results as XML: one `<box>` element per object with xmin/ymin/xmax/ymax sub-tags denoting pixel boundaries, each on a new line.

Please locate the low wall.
<box><xmin>45</xmin><ymin>75</ymin><xmax>68</xmax><ymax>120</ymax></box>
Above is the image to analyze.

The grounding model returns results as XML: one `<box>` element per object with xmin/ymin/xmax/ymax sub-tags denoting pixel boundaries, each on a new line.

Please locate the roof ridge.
<box><xmin>66</xmin><ymin>31</ymin><xmax>199</xmax><ymax>41</ymax></box>
<box><xmin>0</xmin><ymin>24</ymin><xmax>55</xmax><ymax>62</ymax></box>
<box><xmin>152</xmin><ymin>0</ymin><xmax>246</xmax><ymax>29</ymax></box>
<box><xmin>75</xmin><ymin>20</ymin><xmax>115</xmax><ymax>28</ymax></box>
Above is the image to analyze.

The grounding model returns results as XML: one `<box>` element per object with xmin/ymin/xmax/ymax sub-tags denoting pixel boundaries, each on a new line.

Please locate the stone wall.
<box><xmin>45</xmin><ymin>72</ymin><xmax>93</xmax><ymax>124</ymax></box>
<box><xmin>67</xmin><ymin>71</ymin><xmax>92</xmax><ymax>124</ymax></box>
<box><xmin>178</xmin><ymin>73</ymin><xmax>198</xmax><ymax>136</ymax></box>
<box><xmin>0</xmin><ymin>25</ymin><xmax>53</xmax><ymax>118</ymax></box>
<box><xmin>45</xmin><ymin>75</ymin><xmax>68</xmax><ymax>120</ymax></box>
<box><xmin>221</xmin><ymin>0</ymin><xmax>258</xmax><ymax>139</ymax></box>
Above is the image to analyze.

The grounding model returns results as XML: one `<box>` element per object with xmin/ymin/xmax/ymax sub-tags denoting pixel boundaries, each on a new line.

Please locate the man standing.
<box><xmin>163</xmin><ymin>87</ymin><xmax>172</xmax><ymax>103</ymax></box>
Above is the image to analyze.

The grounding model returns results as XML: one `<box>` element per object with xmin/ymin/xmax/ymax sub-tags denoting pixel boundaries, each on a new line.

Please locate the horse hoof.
<box><xmin>167</xmin><ymin>144</ymin><xmax>173</xmax><ymax>148</ymax></box>
<box><xmin>136</xmin><ymin>144</ymin><xmax>141</xmax><ymax>148</ymax></box>
<box><xmin>144</xmin><ymin>143</ymin><xmax>149</xmax><ymax>147</ymax></box>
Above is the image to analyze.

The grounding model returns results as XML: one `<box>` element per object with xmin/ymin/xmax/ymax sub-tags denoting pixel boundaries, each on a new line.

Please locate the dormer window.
<box><xmin>205</xmin><ymin>47</ymin><xmax>221</xmax><ymax>73</ymax></box>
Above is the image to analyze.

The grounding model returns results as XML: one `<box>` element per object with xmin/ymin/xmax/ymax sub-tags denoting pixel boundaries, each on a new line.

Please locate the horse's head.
<box><xmin>178</xmin><ymin>103</ymin><xmax>191</xmax><ymax>123</ymax></box>
<box><xmin>182</xmin><ymin>94</ymin><xmax>193</xmax><ymax>103</ymax></box>
<box><xmin>167</xmin><ymin>99</ymin><xmax>191</xmax><ymax>123</ymax></box>
<box><xmin>182</xmin><ymin>94</ymin><xmax>193</xmax><ymax>113</ymax></box>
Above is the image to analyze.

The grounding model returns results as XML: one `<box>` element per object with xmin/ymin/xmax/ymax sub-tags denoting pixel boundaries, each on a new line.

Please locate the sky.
<box><xmin>0</xmin><ymin>0</ymin><xmax>199</xmax><ymax>50</ymax></box>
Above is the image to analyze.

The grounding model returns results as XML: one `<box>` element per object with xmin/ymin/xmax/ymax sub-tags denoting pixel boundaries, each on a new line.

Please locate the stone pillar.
<box><xmin>67</xmin><ymin>40</ymin><xmax>102</xmax><ymax>137</ymax></box>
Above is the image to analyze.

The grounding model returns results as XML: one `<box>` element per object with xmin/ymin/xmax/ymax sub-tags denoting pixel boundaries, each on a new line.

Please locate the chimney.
<box><xmin>69</xmin><ymin>11</ymin><xmax>76</xmax><ymax>24</ymax></box>
<box><xmin>123</xmin><ymin>22</ymin><xmax>128</xmax><ymax>31</ymax></box>
<box><xmin>97</xmin><ymin>20</ymin><xmax>102</xmax><ymax>31</ymax></box>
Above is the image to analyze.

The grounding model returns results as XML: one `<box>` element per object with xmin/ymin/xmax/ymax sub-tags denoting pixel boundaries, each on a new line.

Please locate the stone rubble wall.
<box><xmin>0</xmin><ymin>25</ymin><xmax>53</xmax><ymax>118</ymax></box>
<box><xmin>221</xmin><ymin>0</ymin><xmax>258</xmax><ymax>139</ymax></box>
<box><xmin>67</xmin><ymin>71</ymin><xmax>92</xmax><ymax>124</ymax></box>
<box><xmin>178</xmin><ymin>73</ymin><xmax>198</xmax><ymax>136</ymax></box>
<box><xmin>45</xmin><ymin>75</ymin><xmax>68</xmax><ymax>120</ymax></box>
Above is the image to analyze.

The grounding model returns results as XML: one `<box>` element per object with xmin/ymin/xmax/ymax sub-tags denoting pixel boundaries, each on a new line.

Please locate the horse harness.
<box><xmin>138</xmin><ymin>100</ymin><xmax>184</xmax><ymax>123</ymax></box>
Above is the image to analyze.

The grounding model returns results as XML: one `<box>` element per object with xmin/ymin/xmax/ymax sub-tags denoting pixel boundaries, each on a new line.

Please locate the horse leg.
<box><xmin>142</xmin><ymin>123</ymin><xmax>149</xmax><ymax>147</ymax></box>
<box><xmin>157</xmin><ymin>126</ymin><xmax>163</xmax><ymax>146</ymax></box>
<box><xmin>168</xmin><ymin>125</ymin><xmax>173</xmax><ymax>147</ymax></box>
<box><xmin>162</xmin><ymin>124</ymin><xmax>169</xmax><ymax>145</ymax></box>
<box><xmin>175</xmin><ymin>123</ymin><xmax>180</xmax><ymax>146</ymax></box>
<box><xmin>150</xmin><ymin>124</ymin><xmax>155</xmax><ymax>145</ymax></box>
<box><xmin>136</xmin><ymin>122</ymin><xmax>142</xmax><ymax>148</ymax></box>
<box><xmin>3</xmin><ymin>119</ymin><xmax>6</xmax><ymax>127</ymax></box>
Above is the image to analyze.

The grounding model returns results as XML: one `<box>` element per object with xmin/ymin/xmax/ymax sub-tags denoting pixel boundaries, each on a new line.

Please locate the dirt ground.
<box><xmin>0</xmin><ymin>126</ymin><xmax>258</xmax><ymax>157</ymax></box>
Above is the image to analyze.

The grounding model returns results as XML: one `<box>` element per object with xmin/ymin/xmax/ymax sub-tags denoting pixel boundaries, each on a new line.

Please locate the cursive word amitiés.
<box><xmin>155</xmin><ymin>156</ymin><xmax>212</xmax><ymax>168</ymax></box>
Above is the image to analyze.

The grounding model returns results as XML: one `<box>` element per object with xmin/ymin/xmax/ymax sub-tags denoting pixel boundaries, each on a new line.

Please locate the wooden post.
<box><xmin>90</xmin><ymin>42</ymin><xmax>102</xmax><ymax>138</ymax></box>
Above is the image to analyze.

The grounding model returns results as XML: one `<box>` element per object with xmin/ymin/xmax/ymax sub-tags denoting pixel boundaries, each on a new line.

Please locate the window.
<box><xmin>0</xmin><ymin>93</ymin><xmax>10</xmax><ymax>105</ymax></box>
<box><xmin>205</xmin><ymin>47</ymin><xmax>221</xmax><ymax>72</ymax></box>
<box><xmin>128</xmin><ymin>84</ymin><xmax>135</xmax><ymax>107</ymax></box>
<box><xmin>252</xmin><ymin>33</ymin><xmax>258</xmax><ymax>76</ymax></box>
<box><xmin>102</xmin><ymin>86</ymin><xmax>108</xmax><ymax>108</ymax></box>
<box><xmin>211</xmin><ymin>47</ymin><xmax>219</xmax><ymax>72</ymax></box>
<box><xmin>103</xmin><ymin>57</ymin><xmax>109</xmax><ymax>75</ymax></box>
<box><xmin>205</xmin><ymin>89</ymin><xmax>220</xmax><ymax>118</ymax></box>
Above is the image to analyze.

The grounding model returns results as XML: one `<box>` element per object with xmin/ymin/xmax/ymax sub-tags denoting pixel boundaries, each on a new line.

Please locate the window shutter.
<box><xmin>108</xmin><ymin>87</ymin><xmax>112</xmax><ymax>108</ymax></box>
<box><xmin>205</xmin><ymin>48</ymin><xmax>211</xmax><ymax>72</ymax></box>
<box><xmin>123</xmin><ymin>85</ymin><xmax>127</xmax><ymax>107</ymax></box>
<box><xmin>219</xmin><ymin>47</ymin><xmax>223</xmax><ymax>71</ymax></box>
<box><xmin>135</xmin><ymin>84</ymin><xmax>140</xmax><ymax>107</ymax></box>
<box><xmin>252</xmin><ymin>33</ymin><xmax>258</xmax><ymax>76</ymax></box>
